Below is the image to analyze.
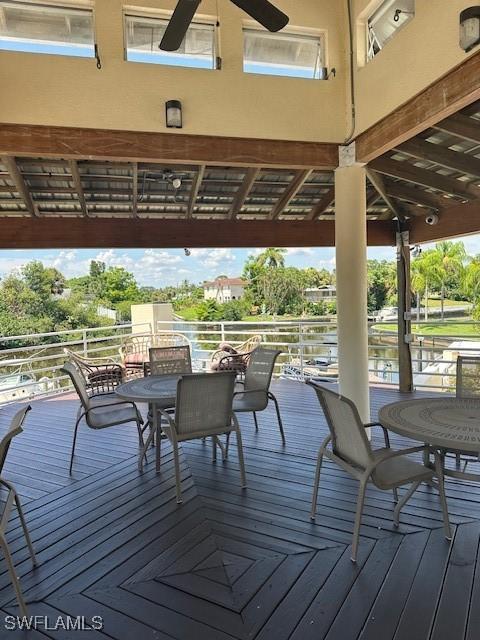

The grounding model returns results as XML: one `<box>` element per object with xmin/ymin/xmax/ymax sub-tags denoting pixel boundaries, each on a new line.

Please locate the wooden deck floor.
<box><xmin>0</xmin><ymin>380</ymin><xmax>480</xmax><ymax>639</ymax></box>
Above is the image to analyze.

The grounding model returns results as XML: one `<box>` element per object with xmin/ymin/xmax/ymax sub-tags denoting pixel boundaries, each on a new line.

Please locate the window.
<box><xmin>367</xmin><ymin>0</ymin><xmax>414</xmax><ymax>61</ymax></box>
<box><xmin>243</xmin><ymin>28</ymin><xmax>325</xmax><ymax>79</ymax></box>
<box><xmin>0</xmin><ymin>1</ymin><xmax>95</xmax><ymax>57</ymax></box>
<box><xmin>124</xmin><ymin>13</ymin><xmax>217</xmax><ymax>69</ymax></box>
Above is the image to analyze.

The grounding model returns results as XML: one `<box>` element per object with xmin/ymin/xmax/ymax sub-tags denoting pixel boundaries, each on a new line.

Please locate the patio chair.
<box><xmin>120</xmin><ymin>332</ymin><xmax>190</xmax><ymax>378</ymax></box>
<box><xmin>210</xmin><ymin>334</ymin><xmax>261</xmax><ymax>376</ymax></box>
<box><xmin>308</xmin><ymin>382</ymin><xmax>451</xmax><ymax>562</ymax></box>
<box><xmin>153</xmin><ymin>371</ymin><xmax>246</xmax><ymax>503</ymax></box>
<box><xmin>231</xmin><ymin>347</ymin><xmax>285</xmax><ymax>444</ymax></box>
<box><xmin>0</xmin><ymin>406</ymin><xmax>37</xmax><ymax>617</ymax></box>
<box><xmin>61</xmin><ymin>361</ymin><xmax>144</xmax><ymax>473</ymax></box>
<box><xmin>454</xmin><ymin>355</ymin><xmax>480</xmax><ymax>469</ymax></box>
<box><xmin>144</xmin><ymin>346</ymin><xmax>192</xmax><ymax>377</ymax></box>
<box><xmin>63</xmin><ymin>348</ymin><xmax>124</xmax><ymax>396</ymax></box>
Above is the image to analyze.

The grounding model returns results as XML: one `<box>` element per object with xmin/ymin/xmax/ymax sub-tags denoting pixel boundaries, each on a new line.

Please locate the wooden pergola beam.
<box><xmin>432</xmin><ymin>113</ymin><xmax>480</xmax><ymax>145</ymax></box>
<box><xmin>187</xmin><ymin>165</ymin><xmax>205</xmax><ymax>219</ymax></box>
<box><xmin>356</xmin><ymin>50</ymin><xmax>480</xmax><ymax>163</ymax></box>
<box><xmin>131</xmin><ymin>162</ymin><xmax>138</xmax><ymax>218</ymax></box>
<box><xmin>2</xmin><ymin>156</ymin><xmax>38</xmax><ymax>217</ymax></box>
<box><xmin>397</xmin><ymin>138</ymin><xmax>480</xmax><ymax>179</ymax></box>
<box><xmin>409</xmin><ymin>200</ymin><xmax>480</xmax><ymax>243</ymax></box>
<box><xmin>68</xmin><ymin>160</ymin><xmax>88</xmax><ymax>217</ymax></box>
<box><xmin>366</xmin><ymin>168</ymin><xmax>402</xmax><ymax>220</ymax></box>
<box><xmin>0</xmin><ymin>123</ymin><xmax>338</xmax><ymax>170</ymax></box>
<box><xmin>269</xmin><ymin>170</ymin><xmax>313</xmax><ymax>220</ymax></box>
<box><xmin>229</xmin><ymin>167</ymin><xmax>259</xmax><ymax>219</ymax></box>
<box><xmin>386</xmin><ymin>182</ymin><xmax>446</xmax><ymax>211</ymax></box>
<box><xmin>370</xmin><ymin>157</ymin><xmax>480</xmax><ymax>200</ymax></box>
<box><xmin>305</xmin><ymin>186</ymin><xmax>335</xmax><ymax>220</ymax></box>
<box><xmin>0</xmin><ymin>218</ymin><xmax>395</xmax><ymax>249</ymax></box>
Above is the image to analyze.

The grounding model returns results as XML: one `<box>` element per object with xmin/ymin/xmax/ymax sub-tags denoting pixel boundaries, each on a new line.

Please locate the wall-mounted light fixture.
<box><xmin>460</xmin><ymin>7</ymin><xmax>480</xmax><ymax>52</ymax></box>
<box><xmin>165</xmin><ymin>100</ymin><xmax>183</xmax><ymax>128</ymax></box>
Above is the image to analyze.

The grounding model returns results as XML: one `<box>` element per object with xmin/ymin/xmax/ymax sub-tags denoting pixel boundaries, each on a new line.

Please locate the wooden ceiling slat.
<box><xmin>1</xmin><ymin>156</ymin><xmax>38</xmax><ymax>217</ymax></box>
<box><xmin>410</xmin><ymin>200</ymin><xmax>480</xmax><ymax>243</ymax></box>
<box><xmin>132</xmin><ymin>163</ymin><xmax>138</xmax><ymax>218</ymax></box>
<box><xmin>229</xmin><ymin>168</ymin><xmax>260</xmax><ymax>220</ymax></box>
<box><xmin>269</xmin><ymin>170</ymin><xmax>313</xmax><ymax>220</ymax></box>
<box><xmin>433</xmin><ymin>113</ymin><xmax>480</xmax><ymax>145</ymax></box>
<box><xmin>386</xmin><ymin>182</ymin><xmax>447</xmax><ymax>211</ymax></box>
<box><xmin>305</xmin><ymin>187</ymin><xmax>335</xmax><ymax>220</ymax></box>
<box><xmin>68</xmin><ymin>160</ymin><xmax>88</xmax><ymax>217</ymax></box>
<box><xmin>366</xmin><ymin>168</ymin><xmax>402</xmax><ymax>220</ymax></box>
<box><xmin>370</xmin><ymin>157</ymin><xmax>480</xmax><ymax>200</ymax></box>
<box><xmin>397</xmin><ymin>138</ymin><xmax>480</xmax><ymax>179</ymax></box>
<box><xmin>187</xmin><ymin>165</ymin><xmax>205</xmax><ymax>219</ymax></box>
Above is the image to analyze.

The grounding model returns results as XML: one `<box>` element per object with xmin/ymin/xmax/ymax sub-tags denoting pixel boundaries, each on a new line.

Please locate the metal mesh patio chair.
<box><xmin>144</xmin><ymin>346</ymin><xmax>192</xmax><ymax>377</ymax></box>
<box><xmin>61</xmin><ymin>361</ymin><xmax>144</xmax><ymax>473</ymax></box>
<box><xmin>63</xmin><ymin>348</ymin><xmax>124</xmax><ymax>396</ymax></box>
<box><xmin>210</xmin><ymin>334</ymin><xmax>261</xmax><ymax>375</ymax></box>
<box><xmin>454</xmin><ymin>355</ymin><xmax>480</xmax><ymax>468</ymax></box>
<box><xmin>0</xmin><ymin>406</ymin><xmax>37</xmax><ymax>617</ymax></box>
<box><xmin>232</xmin><ymin>347</ymin><xmax>285</xmax><ymax>444</ymax></box>
<box><xmin>153</xmin><ymin>371</ymin><xmax>246</xmax><ymax>503</ymax></box>
<box><xmin>308</xmin><ymin>381</ymin><xmax>451</xmax><ymax>562</ymax></box>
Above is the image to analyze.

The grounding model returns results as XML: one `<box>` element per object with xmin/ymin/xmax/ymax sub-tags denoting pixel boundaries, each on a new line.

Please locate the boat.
<box><xmin>0</xmin><ymin>355</ymin><xmax>56</xmax><ymax>403</ymax></box>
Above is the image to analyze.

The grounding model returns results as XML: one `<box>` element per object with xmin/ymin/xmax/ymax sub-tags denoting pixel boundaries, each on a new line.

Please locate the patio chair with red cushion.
<box><xmin>210</xmin><ymin>334</ymin><xmax>261</xmax><ymax>376</ymax></box>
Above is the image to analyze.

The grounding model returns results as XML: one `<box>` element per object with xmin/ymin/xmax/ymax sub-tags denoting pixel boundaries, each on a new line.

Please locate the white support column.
<box><xmin>335</xmin><ymin>160</ymin><xmax>370</xmax><ymax>422</ymax></box>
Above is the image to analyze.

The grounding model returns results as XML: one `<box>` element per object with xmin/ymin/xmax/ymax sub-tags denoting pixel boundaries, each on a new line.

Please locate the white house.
<box><xmin>304</xmin><ymin>285</ymin><xmax>336</xmax><ymax>303</ymax></box>
<box><xmin>203</xmin><ymin>278</ymin><xmax>246</xmax><ymax>303</ymax></box>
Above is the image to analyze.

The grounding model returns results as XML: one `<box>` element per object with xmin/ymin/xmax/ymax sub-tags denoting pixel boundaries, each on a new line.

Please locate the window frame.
<box><xmin>123</xmin><ymin>8</ymin><xmax>219</xmax><ymax>71</ymax></box>
<box><xmin>365</xmin><ymin>0</ymin><xmax>415</xmax><ymax>63</ymax></box>
<box><xmin>242</xmin><ymin>24</ymin><xmax>328</xmax><ymax>81</ymax></box>
<box><xmin>0</xmin><ymin>0</ymin><xmax>97</xmax><ymax>59</ymax></box>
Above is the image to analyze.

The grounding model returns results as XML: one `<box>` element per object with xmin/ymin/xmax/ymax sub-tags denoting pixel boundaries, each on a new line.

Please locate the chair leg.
<box><xmin>69</xmin><ymin>415</ymin><xmax>82</xmax><ymax>474</ymax></box>
<box><xmin>269</xmin><ymin>392</ymin><xmax>285</xmax><ymax>445</ymax></box>
<box><xmin>0</xmin><ymin>533</ymin><xmax>28</xmax><ymax>618</ymax></box>
<box><xmin>13</xmin><ymin>492</ymin><xmax>37</xmax><ymax>566</ymax></box>
<box><xmin>235</xmin><ymin>429</ymin><xmax>247</xmax><ymax>489</ymax></box>
<box><xmin>393</xmin><ymin>481</ymin><xmax>421</xmax><ymax>527</ymax></box>
<box><xmin>434</xmin><ymin>450</ymin><xmax>452</xmax><ymax>540</ymax></box>
<box><xmin>253</xmin><ymin>412</ymin><xmax>259</xmax><ymax>431</ymax></box>
<box><xmin>455</xmin><ymin>453</ymin><xmax>461</xmax><ymax>469</ymax></box>
<box><xmin>310</xmin><ymin>448</ymin><xmax>325</xmax><ymax>520</ymax></box>
<box><xmin>172</xmin><ymin>441</ymin><xmax>183</xmax><ymax>504</ymax></box>
<box><xmin>392</xmin><ymin>488</ymin><xmax>399</xmax><ymax>503</ymax></box>
<box><xmin>351</xmin><ymin>480</ymin><xmax>368</xmax><ymax>563</ymax></box>
<box><xmin>212</xmin><ymin>436</ymin><xmax>217</xmax><ymax>463</ymax></box>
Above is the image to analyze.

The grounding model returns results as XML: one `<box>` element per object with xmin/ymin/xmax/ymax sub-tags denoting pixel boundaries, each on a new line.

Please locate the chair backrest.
<box><xmin>456</xmin><ymin>355</ymin><xmax>480</xmax><ymax>398</ymax></box>
<box><xmin>154</xmin><ymin>332</ymin><xmax>191</xmax><ymax>349</ymax></box>
<box><xmin>307</xmin><ymin>381</ymin><xmax>374</xmax><ymax>470</ymax></box>
<box><xmin>236</xmin><ymin>334</ymin><xmax>262</xmax><ymax>354</ymax></box>
<box><xmin>0</xmin><ymin>405</ymin><xmax>31</xmax><ymax>475</ymax></box>
<box><xmin>244</xmin><ymin>347</ymin><xmax>281</xmax><ymax>392</ymax></box>
<box><xmin>120</xmin><ymin>334</ymin><xmax>153</xmax><ymax>358</ymax></box>
<box><xmin>174</xmin><ymin>372</ymin><xmax>236</xmax><ymax>437</ymax></box>
<box><xmin>146</xmin><ymin>346</ymin><xmax>192</xmax><ymax>376</ymax></box>
<box><xmin>61</xmin><ymin>361</ymin><xmax>91</xmax><ymax>410</ymax></box>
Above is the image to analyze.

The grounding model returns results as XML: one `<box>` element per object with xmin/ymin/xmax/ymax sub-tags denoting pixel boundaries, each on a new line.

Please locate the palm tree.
<box><xmin>411</xmin><ymin>260</ymin><xmax>427</xmax><ymax>321</ymax></box>
<box><xmin>411</xmin><ymin>250</ymin><xmax>442</xmax><ymax>321</ymax></box>
<box><xmin>462</xmin><ymin>256</ymin><xmax>480</xmax><ymax>318</ymax></box>
<box><xmin>429</xmin><ymin>241</ymin><xmax>466</xmax><ymax>320</ymax></box>
<box><xmin>255</xmin><ymin>247</ymin><xmax>287</xmax><ymax>269</ymax></box>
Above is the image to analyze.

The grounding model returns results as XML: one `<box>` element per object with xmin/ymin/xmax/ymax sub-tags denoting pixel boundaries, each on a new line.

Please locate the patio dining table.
<box><xmin>379</xmin><ymin>396</ymin><xmax>480</xmax><ymax>482</ymax></box>
<box><xmin>115</xmin><ymin>374</ymin><xmax>180</xmax><ymax>472</ymax></box>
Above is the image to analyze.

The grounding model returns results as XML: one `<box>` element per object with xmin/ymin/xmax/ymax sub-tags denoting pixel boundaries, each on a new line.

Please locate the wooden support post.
<box><xmin>397</xmin><ymin>231</ymin><xmax>413</xmax><ymax>393</ymax></box>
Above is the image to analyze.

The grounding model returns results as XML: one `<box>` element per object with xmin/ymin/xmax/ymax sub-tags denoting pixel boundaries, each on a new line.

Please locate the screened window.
<box><xmin>243</xmin><ymin>28</ymin><xmax>325</xmax><ymax>79</ymax></box>
<box><xmin>124</xmin><ymin>13</ymin><xmax>216</xmax><ymax>69</ymax></box>
<box><xmin>0</xmin><ymin>1</ymin><xmax>95</xmax><ymax>57</ymax></box>
<box><xmin>367</xmin><ymin>0</ymin><xmax>414</xmax><ymax>61</ymax></box>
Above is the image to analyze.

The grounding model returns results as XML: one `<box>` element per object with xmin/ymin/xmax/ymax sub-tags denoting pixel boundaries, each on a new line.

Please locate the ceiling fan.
<box><xmin>159</xmin><ymin>0</ymin><xmax>289</xmax><ymax>51</ymax></box>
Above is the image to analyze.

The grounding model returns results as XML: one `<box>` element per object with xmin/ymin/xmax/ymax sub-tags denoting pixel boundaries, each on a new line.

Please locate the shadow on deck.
<box><xmin>0</xmin><ymin>380</ymin><xmax>479</xmax><ymax>639</ymax></box>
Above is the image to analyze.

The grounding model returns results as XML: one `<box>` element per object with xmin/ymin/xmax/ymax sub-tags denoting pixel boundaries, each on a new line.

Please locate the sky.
<box><xmin>1</xmin><ymin>235</ymin><xmax>480</xmax><ymax>288</ymax></box>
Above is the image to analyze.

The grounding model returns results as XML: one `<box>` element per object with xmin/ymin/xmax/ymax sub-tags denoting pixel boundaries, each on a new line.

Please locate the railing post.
<box><xmin>220</xmin><ymin>322</ymin><xmax>225</xmax><ymax>344</ymax></box>
<box><xmin>83</xmin><ymin>329</ymin><xmax>88</xmax><ymax>357</ymax></box>
<box><xmin>298</xmin><ymin>323</ymin><xmax>304</xmax><ymax>379</ymax></box>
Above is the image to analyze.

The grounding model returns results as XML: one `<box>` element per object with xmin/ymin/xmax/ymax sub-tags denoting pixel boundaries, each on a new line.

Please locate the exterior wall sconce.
<box><xmin>460</xmin><ymin>7</ymin><xmax>480</xmax><ymax>52</ymax></box>
<box><xmin>165</xmin><ymin>100</ymin><xmax>183</xmax><ymax>128</ymax></box>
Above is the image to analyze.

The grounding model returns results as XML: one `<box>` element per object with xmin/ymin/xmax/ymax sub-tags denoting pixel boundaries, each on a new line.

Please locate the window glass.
<box><xmin>0</xmin><ymin>1</ymin><xmax>95</xmax><ymax>57</ymax></box>
<box><xmin>243</xmin><ymin>28</ymin><xmax>325</xmax><ymax>79</ymax></box>
<box><xmin>125</xmin><ymin>13</ymin><xmax>216</xmax><ymax>69</ymax></box>
<box><xmin>367</xmin><ymin>0</ymin><xmax>415</xmax><ymax>61</ymax></box>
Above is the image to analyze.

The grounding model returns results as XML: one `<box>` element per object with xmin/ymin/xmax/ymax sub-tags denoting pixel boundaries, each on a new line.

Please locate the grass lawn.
<box><xmin>373</xmin><ymin>322</ymin><xmax>480</xmax><ymax>337</ymax></box>
<box><xmin>421</xmin><ymin>298</ymin><xmax>470</xmax><ymax>308</ymax></box>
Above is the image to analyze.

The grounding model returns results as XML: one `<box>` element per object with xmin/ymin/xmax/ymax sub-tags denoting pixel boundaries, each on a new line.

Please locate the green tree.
<box><xmin>254</xmin><ymin>247</ymin><xmax>287</xmax><ymax>269</ymax></box>
<box><xmin>462</xmin><ymin>256</ymin><xmax>480</xmax><ymax>319</ymax></box>
<box><xmin>428</xmin><ymin>241</ymin><xmax>467</xmax><ymax>319</ymax></box>
<box><xmin>367</xmin><ymin>260</ymin><xmax>396</xmax><ymax>313</ymax></box>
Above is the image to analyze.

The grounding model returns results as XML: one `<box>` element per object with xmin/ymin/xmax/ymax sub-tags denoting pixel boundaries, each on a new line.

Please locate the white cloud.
<box><xmin>190</xmin><ymin>248</ymin><xmax>236</xmax><ymax>270</ymax></box>
<box><xmin>285</xmin><ymin>247</ymin><xmax>314</xmax><ymax>256</ymax></box>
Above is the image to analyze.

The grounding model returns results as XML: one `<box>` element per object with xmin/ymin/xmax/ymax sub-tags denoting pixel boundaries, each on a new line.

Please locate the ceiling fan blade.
<box><xmin>230</xmin><ymin>0</ymin><xmax>289</xmax><ymax>32</ymax></box>
<box><xmin>159</xmin><ymin>0</ymin><xmax>202</xmax><ymax>51</ymax></box>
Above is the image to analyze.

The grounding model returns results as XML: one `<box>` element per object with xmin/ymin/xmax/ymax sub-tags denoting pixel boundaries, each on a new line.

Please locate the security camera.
<box><xmin>172</xmin><ymin>177</ymin><xmax>182</xmax><ymax>190</ymax></box>
<box><xmin>411</xmin><ymin>244</ymin><xmax>422</xmax><ymax>258</ymax></box>
<box><xmin>184</xmin><ymin>248</ymin><xmax>191</xmax><ymax>256</ymax></box>
<box><xmin>425</xmin><ymin>213</ymin><xmax>439</xmax><ymax>226</ymax></box>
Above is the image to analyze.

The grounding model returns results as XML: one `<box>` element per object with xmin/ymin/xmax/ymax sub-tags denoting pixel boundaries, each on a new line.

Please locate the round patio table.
<box><xmin>116</xmin><ymin>375</ymin><xmax>180</xmax><ymax>472</ymax></box>
<box><xmin>379</xmin><ymin>396</ymin><xmax>480</xmax><ymax>481</ymax></box>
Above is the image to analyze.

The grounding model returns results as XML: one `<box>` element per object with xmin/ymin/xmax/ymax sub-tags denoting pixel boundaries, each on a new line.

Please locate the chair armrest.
<box><xmin>233</xmin><ymin>387</ymin><xmax>265</xmax><ymax>396</ymax></box>
<box><xmin>365</xmin><ymin>444</ymin><xmax>430</xmax><ymax>478</ymax></box>
<box><xmin>364</xmin><ymin>421</ymin><xmax>391</xmax><ymax>448</ymax></box>
<box><xmin>85</xmin><ymin>399</ymin><xmax>137</xmax><ymax>413</ymax></box>
<box><xmin>158</xmin><ymin>408</ymin><xmax>176</xmax><ymax>429</ymax></box>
